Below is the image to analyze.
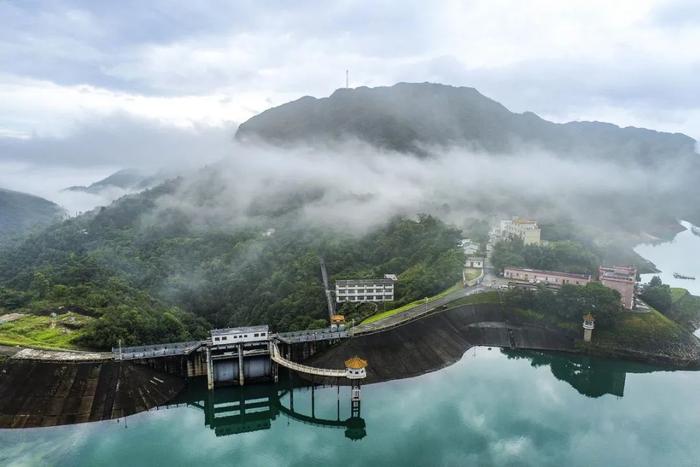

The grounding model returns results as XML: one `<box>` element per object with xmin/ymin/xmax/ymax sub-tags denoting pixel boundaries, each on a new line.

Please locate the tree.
<box><xmin>649</xmin><ymin>276</ymin><xmax>662</xmax><ymax>287</ymax></box>
<box><xmin>641</xmin><ymin>277</ymin><xmax>673</xmax><ymax>314</ymax></box>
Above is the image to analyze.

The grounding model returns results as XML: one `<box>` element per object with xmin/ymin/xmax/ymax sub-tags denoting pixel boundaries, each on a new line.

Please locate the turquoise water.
<box><xmin>636</xmin><ymin>220</ymin><xmax>700</xmax><ymax>295</ymax></box>
<box><xmin>1</xmin><ymin>347</ymin><xmax>699</xmax><ymax>467</ymax></box>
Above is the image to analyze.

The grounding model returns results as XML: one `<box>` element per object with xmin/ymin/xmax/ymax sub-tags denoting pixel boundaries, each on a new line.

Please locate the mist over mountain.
<box><xmin>237</xmin><ymin>83</ymin><xmax>697</xmax><ymax>164</ymax></box>
<box><xmin>0</xmin><ymin>188</ymin><xmax>65</xmax><ymax>247</ymax></box>
<box><xmin>65</xmin><ymin>169</ymin><xmax>162</xmax><ymax>195</ymax></box>
<box><xmin>2</xmin><ymin>82</ymin><xmax>699</xmax><ymax>347</ymax></box>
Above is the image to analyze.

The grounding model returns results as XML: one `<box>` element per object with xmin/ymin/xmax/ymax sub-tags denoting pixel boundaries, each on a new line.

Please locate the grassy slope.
<box><xmin>0</xmin><ymin>313</ymin><xmax>92</xmax><ymax>350</ymax></box>
<box><xmin>596</xmin><ymin>310</ymin><xmax>687</xmax><ymax>344</ymax></box>
<box><xmin>585</xmin><ymin>308</ymin><xmax>697</xmax><ymax>363</ymax></box>
<box><xmin>361</xmin><ymin>282</ymin><xmax>463</xmax><ymax>324</ymax></box>
<box><xmin>667</xmin><ymin>288</ymin><xmax>700</xmax><ymax>329</ymax></box>
<box><xmin>463</xmin><ymin>268</ymin><xmax>482</xmax><ymax>281</ymax></box>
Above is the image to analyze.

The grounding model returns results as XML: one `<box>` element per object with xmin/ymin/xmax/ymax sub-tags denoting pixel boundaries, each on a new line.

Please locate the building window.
<box><xmin>214</xmin><ymin>337</ymin><xmax>220</xmax><ymax>341</ymax></box>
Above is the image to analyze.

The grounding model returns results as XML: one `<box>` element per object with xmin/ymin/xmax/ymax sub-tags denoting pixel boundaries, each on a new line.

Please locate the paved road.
<box><xmin>354</xmin><ymin>236</ymin><xmax>509</xmax><ymax>335</ymax></box>
<box><xmin>354</xmin><ymin>273</ymin><xmax>497</xmax><ymax>335</ymax></box>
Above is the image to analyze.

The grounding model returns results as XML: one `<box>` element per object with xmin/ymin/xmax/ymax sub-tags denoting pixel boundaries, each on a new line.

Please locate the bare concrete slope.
<box><xmin>0</xmin><ymin>360</ymin><xmax>184</xmax><ymax>428</ymax></box>
<box><xmin>306</xmin><ymin>303</ymin><xmax>575</xmax><ymax>384</ymax></box>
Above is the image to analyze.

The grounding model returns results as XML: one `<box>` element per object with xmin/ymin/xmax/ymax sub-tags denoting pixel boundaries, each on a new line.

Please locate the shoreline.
<box><xmin>305</xmin><ymin>302</ymin><xmax>700</xmax><ymax>385</ymax></box>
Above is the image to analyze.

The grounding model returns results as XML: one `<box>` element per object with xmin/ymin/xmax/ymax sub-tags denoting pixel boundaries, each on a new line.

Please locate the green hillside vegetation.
<box><xmin>666</xmin><ymin>287</ymin><xmax>700</xmax><ymax>329</ymax></box>
<box><xmin>0</xmin><ymin>188</ymin><xmax>64</xmax><ymax>248</ymax></box>
<box><xmin>0</xmin><ymin>313</ymin><xmax>93</xmax><ymax>350</ymax></box>
<box><xmin>0</xmin><ymin>180</ymin><xmax>463</xmax><ymax>349</ymax></box>
<box><xmin>491</xmin><ymin>238</ymin><xmax>600</xmax><ymax>276</ymax></box>
<box><xmin>500</xmin><ymin>283</ymin><xmax>697</xmax><ymax>358</ymax></box>
<box><xmin>502</xmin><ymin>282</ymin><xmax>622</xmax><ymax>329</ymax></box>
<box><xmin>640</xmin><ymin>278</ymin><xmax>700</xmax><ymax>330</ymax></box>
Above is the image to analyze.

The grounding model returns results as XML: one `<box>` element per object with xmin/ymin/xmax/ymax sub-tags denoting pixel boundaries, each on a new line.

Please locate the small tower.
<box><xmin>582</xmin><ymin>313</ymin><xmax>595</xmax><ymax>342</ymax></box>
<box><xmin>331</xmin><ymin>314</ymin><xmax>346</xmax><ymax>331</ymax></box>
<box><xmin>345</xmin><ymin>357</ymin><xmax>367</xmax><ymax>418</ymax></box>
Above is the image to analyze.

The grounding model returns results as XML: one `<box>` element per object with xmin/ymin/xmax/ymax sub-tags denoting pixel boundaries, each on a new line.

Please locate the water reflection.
<box><xmin>502</xmin><ymin>349</ymin><xmax>659</xmax><ymax>398</ymax></box>
<box><xmin>162</xmin><ymin>376</ymin><xmax>366</xmax><ymax>440</ymax></box>
<box><xmin>157</xmin><ymin>349</ymin><xmax>665</xmax><ymax>444</ymax></box>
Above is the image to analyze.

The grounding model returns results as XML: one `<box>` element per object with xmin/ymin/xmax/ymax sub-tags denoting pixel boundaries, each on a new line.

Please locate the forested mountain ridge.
<box><xmin>2</xmin><ymin>82</ymin><xmax>699</xmax><ymax>350</ymax></box>
<box><xmin>0</xmin><ymin>188</ymin><xmax>65</xmax><ymax>248</ymax></box>
<box><xmin>0</xmin><ymin>175</ymin><xmax>464</xmax><ymax>348</ymax></box>
<box><xmin>236</xmin><ymin>82</ymin><xmax>696</xmax><ymax>164</ymax></box>
<box><xmin>65</xmin><ymin>168</ymin><xmax>164</xmax><ymax>194</ymax></box>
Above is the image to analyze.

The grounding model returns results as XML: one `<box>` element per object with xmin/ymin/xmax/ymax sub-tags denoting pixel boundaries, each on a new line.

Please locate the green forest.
<box><xmin>0</xmin><ymin>183</ymin><xmax>464</xmax><ymax>349</ymax></box>
<box><xmin>490</xmin><ymin>237</ymin><xmax>600</xmax><ymax>275</ymax></box>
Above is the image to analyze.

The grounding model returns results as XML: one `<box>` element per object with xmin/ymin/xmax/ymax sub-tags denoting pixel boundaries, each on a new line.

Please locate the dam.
<box><xmin>113</xmin><ymin>324</ymin><xmax>359</xmax><ymax>390</ymax></box>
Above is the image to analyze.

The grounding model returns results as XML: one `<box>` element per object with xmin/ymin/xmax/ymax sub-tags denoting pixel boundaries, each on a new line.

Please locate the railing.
<box><xmin>270</xmin><ymin>342</ymin><xmax>347</xmax><ymax>378</ymax></box>
<box><xmin>113</xmin><ymin>341</ymin><xmax>204</xmax><ymax>360</ymax></box>
<box><xmin>274</xmin><ymin>328</ymin><xmax>349</xmax><ymax>344</ymax></box>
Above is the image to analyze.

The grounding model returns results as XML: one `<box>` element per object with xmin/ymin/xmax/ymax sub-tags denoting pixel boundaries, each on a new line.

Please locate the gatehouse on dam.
<box><xmin>113</xmin><ymin>324</ymin><xmax>364</xmax><ymax>391</ymax></box>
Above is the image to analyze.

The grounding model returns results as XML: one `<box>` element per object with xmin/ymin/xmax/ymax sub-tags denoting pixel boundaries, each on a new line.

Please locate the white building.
<box><xmin>459</xmin><ymin>238</ymin><xmax>479</xmax><ymax>255</ymax></box>
<box><xmin>497</xmin><ymin>218</ymin><xmax>541</xmax><ymax>245</ymax></box>
<box><xmin>211</xmin><ymin>325</ymin><xmax>269</xmax><ymax>346</ymax></box>
<box><xmin>466</xmin><ymin>256</ymin><xmax>485</xmax><ymax>269</ymax></box>
<box><xmin>336</xmin><ymin>278</ymin><xmax>394</xmax><ymax>303</ymax></box>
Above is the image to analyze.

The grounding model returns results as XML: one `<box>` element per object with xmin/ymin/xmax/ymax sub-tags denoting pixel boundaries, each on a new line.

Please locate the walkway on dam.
<box><xmin>113</xmin><ymin>341</ymin><xmax>205</xmax><ymax>361</ymax></box>
<box><xmin>275</xmin><ymin>329</ymin><xmax>349</xmax><ymax>344</ymax></box>
<box><xmin>270</xmin><ymin>342</ymin><xmax>347</xmax><ymax>378</ymax></box>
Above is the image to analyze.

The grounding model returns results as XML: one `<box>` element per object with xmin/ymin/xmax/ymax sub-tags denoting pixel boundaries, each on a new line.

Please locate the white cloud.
<box><xmin>0</xmin><ymin>0</ymin><xmax>699</xmax><ymax>178</ymax></box>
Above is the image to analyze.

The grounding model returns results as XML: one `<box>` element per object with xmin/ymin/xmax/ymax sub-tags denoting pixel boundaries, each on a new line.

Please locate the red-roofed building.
<box><xmin>504</xmin><ymin>267</ymin><xmax>591</xmax><ymax>287</ymax></box>
<box><xmin>599</xmin><ymin>266</ymin><xmax>637</xmax><ymax>309</ymax></box>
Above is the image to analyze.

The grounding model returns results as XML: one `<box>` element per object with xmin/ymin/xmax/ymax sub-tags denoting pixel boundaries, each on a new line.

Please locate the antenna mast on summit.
<box><xmin>346</xmin><ymin>69</ymin><xmax>349</xmax><ymax>88</ymax></box>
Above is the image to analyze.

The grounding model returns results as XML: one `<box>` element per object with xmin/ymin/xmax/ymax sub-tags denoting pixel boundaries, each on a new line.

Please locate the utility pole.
<box><xmin>346</xmin><ymin>69</ymin><xmax>349</xmax><ymax>88</ymax></box>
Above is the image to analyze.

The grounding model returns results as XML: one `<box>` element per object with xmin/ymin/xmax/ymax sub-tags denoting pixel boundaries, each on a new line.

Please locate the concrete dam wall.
<box><xmin>0</xmin><ymin>360</ymin><xmax>184</xmax><ymax>428</ymax></box>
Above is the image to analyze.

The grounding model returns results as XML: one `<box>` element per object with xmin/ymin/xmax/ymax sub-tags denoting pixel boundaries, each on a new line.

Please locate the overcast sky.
<box><xmin>1</xmin><ymin>0</ymin><xmax>699</xmax><ymax>198</ymax></box>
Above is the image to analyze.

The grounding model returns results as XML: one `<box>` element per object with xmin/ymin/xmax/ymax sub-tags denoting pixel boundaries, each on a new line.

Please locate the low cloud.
<box><xmin>149</xmin><ymin>139</ymin><xmax>692</xmax><ymax>236</ymax></box>
<box><xmin>0</xmin><ymin>113</ymin><xmax>235</xmax><ymax>212</ymax></box>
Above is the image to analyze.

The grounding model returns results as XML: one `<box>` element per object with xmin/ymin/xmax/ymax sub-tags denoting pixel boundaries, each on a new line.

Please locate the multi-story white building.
<box><xmin>211</xmin><ymin>325</ymin><xmax>270</xmax><ymax>346</ymax></box>
<box><xmin>335</xmin><ymin>278</ymin><xmax>395</xmax><ymax>303</ymax></box>
<box><xmin>497</xmin><ymin>218</ymin><xmax>541</xmax><ymax>245</ymax></box>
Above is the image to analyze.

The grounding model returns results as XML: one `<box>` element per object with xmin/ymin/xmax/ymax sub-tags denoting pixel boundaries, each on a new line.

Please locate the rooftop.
<box><xmin>504</xmin><ymin>266</ymin><xmax>591</xmax><ymax>281</ymax></box>
<box><xmin>599</xmin><ymin>266</ymin><xmax>636</xmax><ymax>282</ymax></box>
<box><xmin>512</xmin><ymin>218</ymin><xmax>538</xmax><ymax>225</ymax></box>
<box><xmin>211</xmin><ymin>325</ymin><xmax>269</xmax><ymax>336</ymax></box>
<box><xmin>345</xmin><ymin>356</ymin><xmax>368</xmax><ymax>369</ymax></box>
<box><xmin>336</xmin><ymin>278</ymin><xmax>394</xmax><ymax>286</ymax></box>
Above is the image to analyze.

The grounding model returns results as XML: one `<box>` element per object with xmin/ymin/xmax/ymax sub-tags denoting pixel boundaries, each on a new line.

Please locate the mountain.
<box><xmin>65</xmin><ymin>169</ymin><xmax>164</xmax><ymax>195</ymax></box>
<box><xmin>1</xmin><ymin>82</ymin><xmax>699</xmax><ymax>349</ymax></box>
<box><xmin>0</xmin><ymin>188</ymin><xmax>65</xmax><ymax>246</ymax></box>
<box><xmin>237</xmin><ymin>82</ymin><xmax>696</xmax><ymax>163</ymax></box>
<box><xmin>0</xmin><ymin>173</ymin><xmax>464</xmax><ymax>348</ymax></box>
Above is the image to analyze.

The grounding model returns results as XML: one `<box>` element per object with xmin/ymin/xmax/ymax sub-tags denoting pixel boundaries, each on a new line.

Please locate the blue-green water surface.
<box><xmin>1</xmin><ymin>347</ymin><xmax>699</xmax><ymax>467</ymax></box>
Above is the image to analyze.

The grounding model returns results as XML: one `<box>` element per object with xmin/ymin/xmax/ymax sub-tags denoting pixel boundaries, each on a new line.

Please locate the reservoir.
<box><xmin>635</xmin><ymin>220</ymin><xmax>700</xmax><ymax>295</ymax></box>
<box><xmin>1</xmin><ymin>347</ymin><xmax>699</xmax><ymax>467</ymax></box>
